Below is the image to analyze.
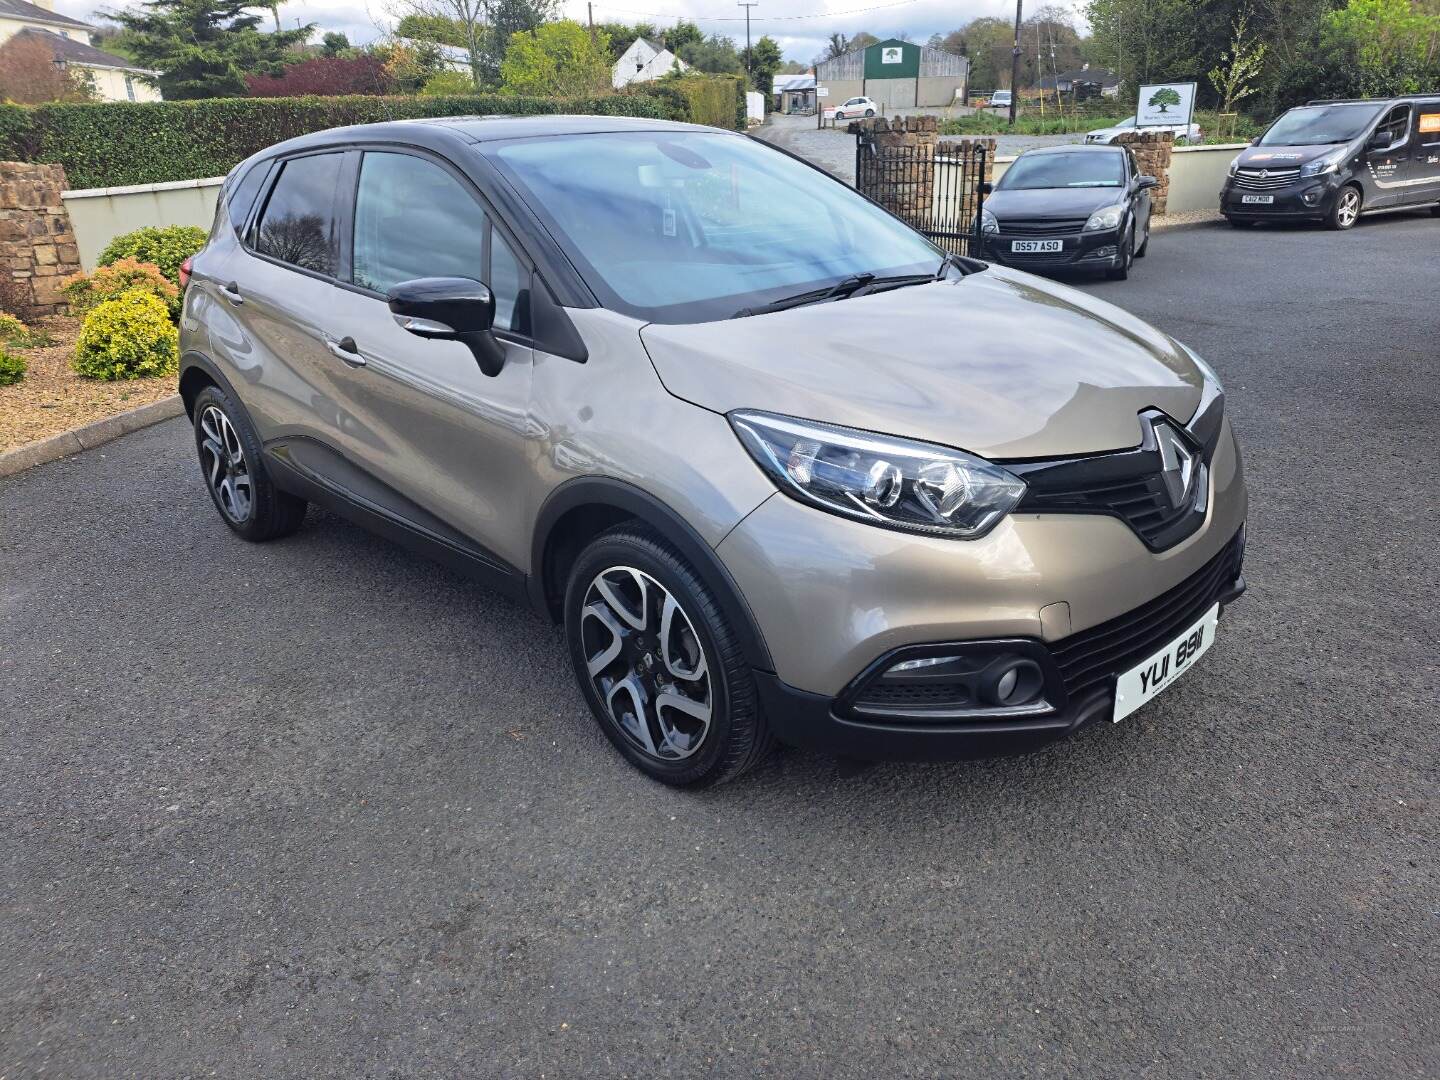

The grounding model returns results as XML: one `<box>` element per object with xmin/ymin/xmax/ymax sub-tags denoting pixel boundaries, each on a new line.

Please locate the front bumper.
<box><xmin>755</xmin><ymin>534</ymin><xmax>1246</xmax><ymax>761</ymax></box>
<box><xmin>982</xmin><ymin>229</ymin><xmax>1123</xmax><ymax>271</ymax></box>
<box><xmin>1221</xmin><ymin>175</ymin><xmax>1340</xmax><ymax>220</ymax></box>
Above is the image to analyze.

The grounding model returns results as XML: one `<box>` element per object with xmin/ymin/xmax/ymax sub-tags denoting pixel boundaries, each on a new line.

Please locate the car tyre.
<box><xmin>1105</xmin><ymin>226</ymin><xmax>1133</xmax><ymax>281</ymax></box>
<box><xmin>192</xmin><ymin>385</ymin><xmax>306</xmax><ymax>541</ymax></box>
<box><xmin>1430</xmin><ymin>202</ymin><xmax>1440</xmax><ymax>217</ymax></box>
<box><xmin>1327</xmin><ymin>184</ymin><xmax>1362</xmax><ymax>230</ymax></box>
<box><xmin>564</xmin><ymin>525</ymin><xmax>773</xmax><ymax>788</ymax></box>
<box><xmin>864</xmin><ymin>109</ymin><xmax>875</xmax><ymax>117</ymax></box>
<box><xmin>1134</xmin><ymin>225</ymin><xmax>1150</xmax><ymax>258</ymax></box>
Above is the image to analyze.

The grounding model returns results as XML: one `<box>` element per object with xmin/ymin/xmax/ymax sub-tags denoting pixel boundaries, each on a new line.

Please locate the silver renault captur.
<box><xmin>179</xmin><ymin>115</ymin><xmax>1247</xmax><ymax>787</ymax></box>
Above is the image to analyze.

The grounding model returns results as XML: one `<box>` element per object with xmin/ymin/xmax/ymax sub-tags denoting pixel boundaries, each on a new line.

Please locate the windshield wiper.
<box><xmin>733</xmin><ymin>272</ymin><xmax>876</xmax><ymax>318</ymax></box>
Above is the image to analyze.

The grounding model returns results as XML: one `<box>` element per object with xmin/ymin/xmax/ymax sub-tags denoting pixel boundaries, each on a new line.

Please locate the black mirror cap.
<box><xmin>1368</xmin><ymin>131</ymin><xmax>1389</xmax><ymax>149</ymax></box>
<box><xmin>1249</xmin><ymin>136</ymin><xmax>1261</xmax><ymax>145</ymax></box>
<box><xmin>1136</xmin><ymin>174</ymin><xmax>1159</xmax><ymax>189</ymax></box>
<box><xmin>387</xmin><ymin>276</ymin><xmax>496</xmax><ymax>336</ymax></box>
<box><xmin>979</xmin><ymin>181</ymin><xmax>994</xmax><ymax>195</ymax></box>
<box><xmin>387</xmin><ymin>276</ymin><xmax>504</xmax><ymax>377</ymax></box>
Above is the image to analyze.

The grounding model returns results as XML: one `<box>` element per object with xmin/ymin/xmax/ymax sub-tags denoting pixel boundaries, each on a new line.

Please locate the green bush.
<box><xmin>0</xmin><ymin>91</ymin><xmax>676</xmax><ymax>189</ymax></box>
<box><xmin>0</xmin><ymin>348</ymin><xmax>26</xmax><ymax>385</ymax></box>
<box><xmin>72</xmin><ymin>291</ymin><xmax>179</xmax><ymax>381</ymax></box>
<box><xmin>656</xmin><ymin>75</ymin><xmax>745</xmax><ymax>129</ymax></box>
<box><xmin>96</xmin><ymin>227</ymin><xmax>207</xmax><ymax>288</ymax></box>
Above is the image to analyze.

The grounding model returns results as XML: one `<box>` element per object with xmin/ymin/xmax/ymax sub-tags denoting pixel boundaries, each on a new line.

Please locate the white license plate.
<box><xmin>1112</xmin><ymin>604</ymin><xmax>1220</xmax><ymax>722</ymax></box>
<box><xmin>1241</xmin><ymin>194</ymin><xmax>1274</xmax><ymax>204</ymax></box>
<box><xmin>1011</xmin><ymin>239</ymin><xmax>1063</xmax><ymax>253</ymax></box>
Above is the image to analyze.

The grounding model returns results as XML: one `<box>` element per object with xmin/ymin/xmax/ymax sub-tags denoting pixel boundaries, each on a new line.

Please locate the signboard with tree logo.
<box><xmin>1136</xmin><ymin>82</ymin><xmax>1196</xmax><ymax>129</ymax></box>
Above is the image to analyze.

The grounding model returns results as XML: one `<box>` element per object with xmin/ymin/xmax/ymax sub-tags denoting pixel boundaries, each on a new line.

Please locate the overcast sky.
<box><xmin>54</xmin><ymin>0</ymin><xmax>1087</xmax><ymax>65</ymax></box>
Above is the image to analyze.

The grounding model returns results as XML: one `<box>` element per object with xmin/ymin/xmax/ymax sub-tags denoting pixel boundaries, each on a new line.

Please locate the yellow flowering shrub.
<box><xmin>63</xmin><ymin>258</ymin><xmax>181</xmax><ymax>321</ymax></box>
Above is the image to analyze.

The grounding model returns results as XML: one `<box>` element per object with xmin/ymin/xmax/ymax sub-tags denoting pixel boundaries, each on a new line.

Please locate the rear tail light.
<box><xmin>179</xmin><ymin>256</ymin><xmax>193</xmax><ymax>290</ymax></box>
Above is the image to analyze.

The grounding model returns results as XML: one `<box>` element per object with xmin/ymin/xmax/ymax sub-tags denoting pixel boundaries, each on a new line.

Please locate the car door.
<box><xmin>1125</xmin><ymin>146</ymin><xmax>1151</xmax><ymax>239</ymax></box>
<box><xmin>205</xmin><ymin>149</ymin><xmax>352</xmax><ymax>449</ymax></box>
<box><xmin>1408</xmin><ymin>104</ymin><xmax>1440</xmax><ymax>205</ymax></box>
<box><xmin>1364</xmin><ymin>103</ymin><xmax>1413</xmax><ymax>208</ymax></box>
<box><xmin>319</xmin><ymin>148</ymin><xmax>536</xmax><ymax>571</ymax></box>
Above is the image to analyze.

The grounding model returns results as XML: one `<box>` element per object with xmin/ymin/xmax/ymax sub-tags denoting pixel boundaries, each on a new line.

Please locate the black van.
<box><xmin>1220</xmin><ymin>95</ymin><xmax>1440</xmax><ymax>229</ymax></box>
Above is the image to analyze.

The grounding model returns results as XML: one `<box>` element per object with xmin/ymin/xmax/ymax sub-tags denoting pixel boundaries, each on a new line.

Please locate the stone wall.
<box><xmin>1113</xmin><ymin>130</ymin><xmax>1175</xmax><ymax>215</ymax></box>
<box><xmin>0</xmin><ymin>162</ymin><xmax>82</xmax><ymax>318</ymax></box>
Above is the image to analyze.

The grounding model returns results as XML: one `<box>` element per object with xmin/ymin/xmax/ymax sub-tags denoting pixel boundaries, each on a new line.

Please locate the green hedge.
<box><xmin>645</xmin><ymin>75</ymin><xmax>745</xmax><ymax>131</ymax></box>
<box><xmin>0</xmin><ymin>90</ymin><xmax>687</xmax><ymax>189</ymax></box>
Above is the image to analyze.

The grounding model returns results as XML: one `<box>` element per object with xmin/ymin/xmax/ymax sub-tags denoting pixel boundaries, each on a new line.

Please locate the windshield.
<box><xmin>1260</xmin><ymin>103</ymin><xmax>1384</xmax><ymax>146</ymax></box>
<box><xmin>486</xmin><ymin>131</ymin><xmax>940</xmax><ymax>324</ymax></box>
<box><xmin>997</xmin><ymin>151</ymin><xmax>1125</xmax><ymax>189</ymax></box>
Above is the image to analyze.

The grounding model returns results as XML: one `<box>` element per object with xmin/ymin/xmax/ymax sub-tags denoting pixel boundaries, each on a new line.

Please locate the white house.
<box><xmin>0</xmin><ymin>0</ymin><xmax>160</xmax><ymax>101</ymax></box>
<box><xmin>611</xmin><ymin>36</ymin><xmax>688</xmax><ymax>89</ymax></box>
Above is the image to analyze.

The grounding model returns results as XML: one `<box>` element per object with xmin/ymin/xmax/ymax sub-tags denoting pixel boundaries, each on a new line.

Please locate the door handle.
<box><xmin>325</xmin><ymin>335</ymin><xmax>365</xmax><ymax>367</ymax></box>
<box><xmin>220</xmin><ymin>281</ymin><xmax>244</xmax><ymax>305</ymax></box>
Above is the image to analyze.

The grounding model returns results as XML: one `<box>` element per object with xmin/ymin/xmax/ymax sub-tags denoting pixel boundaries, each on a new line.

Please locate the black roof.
<box><xmin>0</xmin><ymin>0</ymin><xmax>91</xmax><ymax>29</ymax></box>
<box><xmin>13</xmin><ymin>27</ymin><xmax>150</xmax><ymax>72</ymax></box>
<box><xmin>249</xmin><ymin>115</ymin><xmax>731</xmax><ymax>165</ymax></box>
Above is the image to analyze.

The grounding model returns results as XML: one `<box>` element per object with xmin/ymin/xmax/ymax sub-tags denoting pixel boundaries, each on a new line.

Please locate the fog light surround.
<box><xmin>843</xmin><ymin>641</ymin><xmax>1063</xmax><ymax>724</ymax></box>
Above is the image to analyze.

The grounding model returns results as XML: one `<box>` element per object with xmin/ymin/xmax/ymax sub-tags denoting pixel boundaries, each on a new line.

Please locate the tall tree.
<box><xmin>742</xmin><ymin>34</ymin><xmax>782</xmax><ymax>94</ymax></box>
<box><xmin>678</xmin><ymin>32</ymin><xmax>744</xmax><ymax>75</ymax></box>
<box><xmin>321</xmin><ymin>31</ymin><xmax>351</xmax><ymax>56</ymax></box>
<box><xmin>0</xmin><ymin>35</ymin><xmax>96</xmax><ymax>103</ymax></box>
<box><xmin>103</xmin><ymin>0</ymin><xmax>313</xmax><ymax>99</ymax></box>
<box><xmin>664</xmin><ymin>21</ymin><xmax>702</xmax><ymax>55</ymax></box>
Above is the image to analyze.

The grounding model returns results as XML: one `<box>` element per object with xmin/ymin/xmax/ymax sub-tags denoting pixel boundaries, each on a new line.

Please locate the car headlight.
<box><xmin>1179</xmin><ymin>341</ymin><xmax>1222</xmax><ymax>392</ymax></box>
<box><xmin>730</xmin><ymin>410</ymin><xmax>1026</xmax><ymax>539</ymax></box>
<box><xmin>1084</xmin><ymin>206</ymin><xmax>1123</xmax><ymax>231</ymax></box>
<box><xmin>1300</xmin><ymin>149</ymin><xmax>1346</xmax><ymax>177</ymax></box>
<box><xmin>981</xmin><ymin>208</ymin><xmax>999</xmax><ymax>234</ymax></box>
<box><xmin>1228</xmin><ymin>154</ymin><xmax>1241</xmax><ymax>176</ymax></box>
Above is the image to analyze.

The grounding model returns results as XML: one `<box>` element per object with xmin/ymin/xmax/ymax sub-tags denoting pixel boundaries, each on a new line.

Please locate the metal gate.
<box><xmin>854</xmin><ymin>137</ymin><xmax>989</xmax><ymax>257</ymax></box>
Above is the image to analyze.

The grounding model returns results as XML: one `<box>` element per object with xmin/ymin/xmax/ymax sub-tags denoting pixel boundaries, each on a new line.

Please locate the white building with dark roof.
<box><xmin>611</xmin><ymin>36</ymin><xmax>688</xmax><ymax>89</ymax></box>
<box><xmin>0</xmin><ymin>0</ymin><xmax>160</xmax><ymax>101</ymax></box>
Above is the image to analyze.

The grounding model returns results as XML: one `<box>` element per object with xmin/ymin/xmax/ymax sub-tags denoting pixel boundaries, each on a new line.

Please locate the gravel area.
<box><xmin>0</xmin><ymin>315</ymin><xmax>174</xmax><ymax>452</ymax></box>
<box><xmin>2</xmin><ymin>213</ymin><xmax>1438</xmax><ymax>1077</ymax></box>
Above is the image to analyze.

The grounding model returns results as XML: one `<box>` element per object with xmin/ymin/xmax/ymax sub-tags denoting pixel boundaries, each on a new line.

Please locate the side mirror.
<box><xmin>1249</xmin><ymin>136</ymin><xmax>1261</xmax><ymax>146</ymax></box>
<box><xmin>387</xmin><ymin>276</ymin><xmax>505</xmax><ymax>377</ymax></box>
<box><xmin>1368</xmin><ymin>130</ymin><xmax>1389</xmax><ymax>151</ymax></box>
<box><xmin>1136</xmin><ymin>174</ymin><xmax>1159</xmax><ymax>190</ymax></box>
<box><xmin>979</xmin><ymin>181</ymin><xmax>993</xmax><ymax>195</ymax></box>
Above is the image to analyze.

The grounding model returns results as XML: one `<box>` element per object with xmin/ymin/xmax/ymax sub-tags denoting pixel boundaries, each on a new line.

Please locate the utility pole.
<box><xmin>1008</xmin><ymin>0</ymin><xmax>1022</xmax><ymax>126</ymax></box>
<box><xmin>587</xmin><ymin>1</ymin><xmax>595</xmax><ymax>46</ymax></box>
<box><xmin>738</xmin><ymin>1</ymin><xmax>758</xmax><ymax>83</ymax></box>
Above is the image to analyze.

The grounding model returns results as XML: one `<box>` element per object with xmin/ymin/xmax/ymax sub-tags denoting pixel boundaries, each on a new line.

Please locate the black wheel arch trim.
<box><xmin>179</xmin><ymin>351</ymin><xmax>243</xmax><ymax>417</ymax></box>
<box><xmin>529</xmin><ymin>476</ymin><xmax>775</xmax><ymax>673</ymax></box>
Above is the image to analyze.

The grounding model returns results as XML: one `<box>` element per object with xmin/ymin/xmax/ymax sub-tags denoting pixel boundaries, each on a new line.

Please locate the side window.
<box><xmin>1376</xmin><ymin>105</ymin><xmax>1410</xmax><ymax>150</ymax></box>
<box><xmin>225</xmin><ymin>161</ymin><xmax>270</xmax><ymax>235</ymax></box>
<box><xmin>352</xmin><ymin>151</ymin><xmax>529</xmax><ymax>334</ymax></box>
<box><xmin>253</xmin><ymin>154</ymin><xmax>344</xmax><ymax>276</ymax></box>
<box><xmin>1417</xmin><ymin>107</ymin><xmax>1440</xmax><ymax>149</ymax></box>
<box><xmin>1125</xmin><ymin>147</ymin><xmax>1139</xmax><ymax>178</ymax></box>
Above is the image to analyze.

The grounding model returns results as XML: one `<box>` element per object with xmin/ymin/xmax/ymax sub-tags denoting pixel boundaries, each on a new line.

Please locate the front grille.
<box><xmin>853</xmin><ymin>682</ymin><xmax>973</xmax><ymax>708</ymax></box>
<box><xmin>1052</xmin><ymin>532</ymin><xmax>1243</xmax><ymax>700</ymax></box>
<box><xmin>1233</xmin><ymin>167</ymin><xmax>1300</xmax><ymax>190</ymax></box>
<box><xmin>1021</xmin><ymin>468</ymin><xmax>1204</xmax><ymax>549</ymax></box>
<box><xmin>998</xmin><ymin>218</ymin><xmax>1088</xmax><ymax>236</ymax></box>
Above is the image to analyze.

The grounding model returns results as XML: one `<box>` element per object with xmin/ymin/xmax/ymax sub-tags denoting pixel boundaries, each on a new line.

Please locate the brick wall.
<box><xmin>1113</xmin><ymin>130</ymin><xmax>1175</xmax><ymax>215</ymax></box>
<box><xmin>0</xmin><ymin>162</ymin><xmax>82</xmax><ymax>318</ymax></box>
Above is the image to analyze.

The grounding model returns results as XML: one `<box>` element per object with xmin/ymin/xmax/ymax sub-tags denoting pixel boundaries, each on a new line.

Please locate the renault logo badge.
<box><xmin>1153</xmin><ymin>421</ymin><xmax>1196</xmax><ymax>509</ymax></box>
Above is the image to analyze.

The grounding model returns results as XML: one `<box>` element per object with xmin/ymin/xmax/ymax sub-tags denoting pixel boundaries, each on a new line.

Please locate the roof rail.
<box><xmin>1305</xmin><ymin>94</ymin><xmax>1440</xmax><ymax>105</ymax></box>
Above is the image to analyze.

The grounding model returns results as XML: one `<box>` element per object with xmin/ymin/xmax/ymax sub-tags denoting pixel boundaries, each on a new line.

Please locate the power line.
<box><xmin>586</xmin><ymin>0</ymin><xmax>923</xmax><ymax>24</ymax></box>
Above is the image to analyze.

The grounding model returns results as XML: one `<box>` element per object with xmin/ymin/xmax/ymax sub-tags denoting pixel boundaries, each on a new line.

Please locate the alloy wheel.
<box><xmin>198</xmin><ymin>405</ymin><xmax>253</xmax><ymax>523</ymax></box>
<box><xmin>580</xmin><ymin>566</ymin><xmax>713</xmax><ymax>762</ymax></box>
<box><xmin>1337</xmin><ymin>188</ymin><xmax>1360</xmax><ymax>228</ymax></box>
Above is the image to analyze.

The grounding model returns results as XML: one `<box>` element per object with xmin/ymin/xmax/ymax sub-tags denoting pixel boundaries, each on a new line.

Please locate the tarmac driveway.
<box><xmin>2</xmin><ymin>212</ymin><xmax>1437</xmax><ymax>1078</ymax></box>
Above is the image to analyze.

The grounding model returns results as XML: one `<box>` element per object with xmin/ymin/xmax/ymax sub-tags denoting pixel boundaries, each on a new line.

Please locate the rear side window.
<box><xmin>225</xmin><ymin>161</ymin><xmax>270</xmax><ymax>233</ymax></box>
<box><xmin>254</xmin><ymin>153</ymin><xmax>344</xmax><ymax>276</ymax></box>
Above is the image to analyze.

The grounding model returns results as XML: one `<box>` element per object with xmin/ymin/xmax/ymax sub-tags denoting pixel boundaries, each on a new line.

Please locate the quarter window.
<box><xmin>352</xmin><ymin>151</ymin><xmax>528</xmax><ymax>334</ymax></box>
<box><xmin>254</xmin><ymin>153</ymin><xmax>344</xmax><ymax>276</ymax></box>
